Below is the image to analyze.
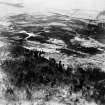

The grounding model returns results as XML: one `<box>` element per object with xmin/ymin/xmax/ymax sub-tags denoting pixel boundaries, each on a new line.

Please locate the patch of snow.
<box><xmin>85</xmin><ymin>102</ymin><xmax>97</xmax><ymax>105</ymax></box>
<box><xmin>71</xmin><ymin>36</ymin><xmax>105</xmax><ymax>49</ymax></box>
<box><xmin>0</xmin><ymin>41</ymin><xmax>5</xmax><ymax>47</ymax></box>
<box><xmin>47</xmin><ymin>38</ymin><xmax>65</xmax><ymax>46</ymax></box>
<box><xmin>19</xmin><ymin>30</ymin><xmax>40</xmax><ymax>40</ymax></box>
<box><xmin>48</xmin><ymin>22</ymin><xmax>67</xmax><ymax>26</ymax></box>
<box><xmin>0</xmin><ymin>21</ymin><xmax>11</xmax><ymax>26</ymax></box>
<box><xmin>46</xmin><ymin>101</ymin><xmax>65</xmax><ymax>105</ymax></box>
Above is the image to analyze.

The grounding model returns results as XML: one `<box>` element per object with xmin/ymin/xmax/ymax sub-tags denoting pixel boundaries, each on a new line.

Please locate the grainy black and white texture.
<box><xmin>0</xmin><ymin>0</ymin><xmax>105</xmax><ymax>105</ymax></box>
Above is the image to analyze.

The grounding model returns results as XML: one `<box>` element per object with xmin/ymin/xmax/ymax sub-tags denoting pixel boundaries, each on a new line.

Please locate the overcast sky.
<box><xmin>0</xmin><ymin>0</ymin><xmax>105</xmax><ymax>11</ymax></box>
<box><xmin>0</xmin><ymin>0</ymin><xmax>105</xmax><ymax>17</ymax></box>
<box><xmin>22</xmin><ymin>0</ymin><xmax>105</xmax><ymax>11</ymax></box>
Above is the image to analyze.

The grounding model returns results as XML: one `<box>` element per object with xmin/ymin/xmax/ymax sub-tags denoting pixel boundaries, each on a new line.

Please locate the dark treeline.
<box><xmin>1</xmin><ymin>45</ymin><xmax>105</xmax><ymax>103</ymax></box>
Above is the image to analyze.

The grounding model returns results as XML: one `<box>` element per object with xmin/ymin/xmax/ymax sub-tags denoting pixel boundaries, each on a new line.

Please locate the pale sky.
<box><xmin>1</xmin><ymin>0</ymin><xmax>105</xmax><ymax>11</ymax></box>
<box><xmin>22</xmin><ymin>0</ymin><xmax>105</xmax><ymax>11</ymax></box>
<box><xmin>0</xmin><ymin>0</ymin><xmax>105</xmax><ymax>17</ymax></box>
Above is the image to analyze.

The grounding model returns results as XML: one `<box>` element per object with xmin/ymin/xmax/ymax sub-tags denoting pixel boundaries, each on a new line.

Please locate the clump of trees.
<box><xmin>1</xmin><ymin>45</ymin><xmax>105</xmax><ymax>103</ymax></box>
<box><xmin>1</xmin><ymin>45</ymin><xmax>72</xmax><ymax>88</ymax></box>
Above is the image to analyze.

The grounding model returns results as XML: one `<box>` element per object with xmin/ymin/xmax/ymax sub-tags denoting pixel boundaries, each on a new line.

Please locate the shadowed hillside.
<box><xmin>0</xmin><ymin>12</ymin><xmax>105</xmax><ymax>105</ymax></box>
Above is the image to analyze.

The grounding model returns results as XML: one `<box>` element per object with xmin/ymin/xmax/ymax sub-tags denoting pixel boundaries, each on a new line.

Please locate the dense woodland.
<box><xmin>1</xmin><ymin>44</ymin><xmax>105</xmax><ymax>103</ymax></box>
